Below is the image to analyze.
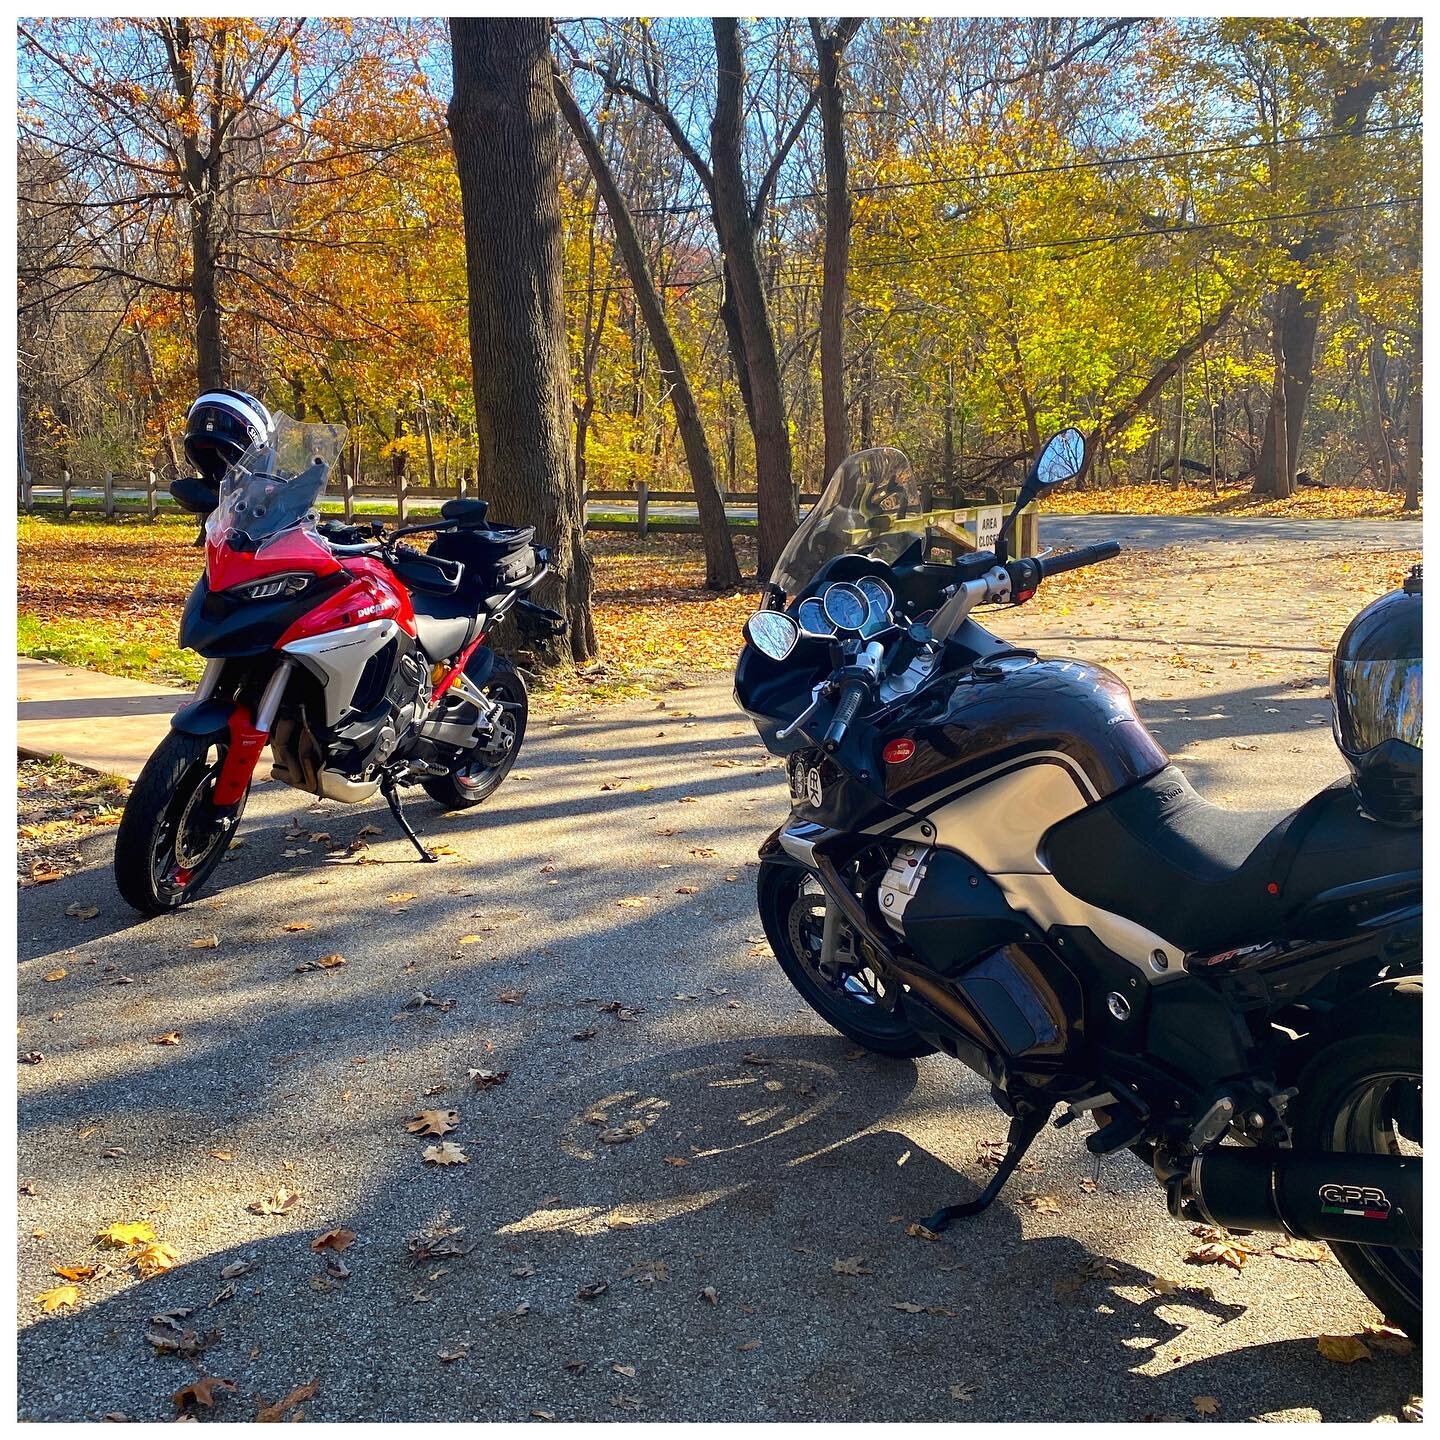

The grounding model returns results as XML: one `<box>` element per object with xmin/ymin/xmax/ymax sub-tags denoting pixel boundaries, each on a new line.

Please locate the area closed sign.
<box><xmin>973</xmin><ymin>506</ymin><xmax>1002</xmax><ymax>549</ymax></box>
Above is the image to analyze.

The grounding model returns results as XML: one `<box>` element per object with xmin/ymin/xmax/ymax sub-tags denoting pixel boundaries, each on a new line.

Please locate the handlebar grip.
<box><xmin>823</xmin><ymin>678</ymin><xmax>869</xmax><ymax>753</ymax></box>
<box><xmin>1039</xmin><ymin>540</ymin><xmax>1122</xmax><ymax>578</ymax></box>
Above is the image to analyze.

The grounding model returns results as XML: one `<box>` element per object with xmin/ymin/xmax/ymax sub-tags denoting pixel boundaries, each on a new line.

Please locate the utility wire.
<box><xmin>625</xmin><ymin>119</ymin><xmax>1423</xmax><ymax>218</ymax></box>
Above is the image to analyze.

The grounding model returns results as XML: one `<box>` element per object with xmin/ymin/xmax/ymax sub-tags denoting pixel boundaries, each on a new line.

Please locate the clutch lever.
<box><xmin>778</xmin><ymin>683</ymin><xmax>831</xmax><ymax>742</ymax></box>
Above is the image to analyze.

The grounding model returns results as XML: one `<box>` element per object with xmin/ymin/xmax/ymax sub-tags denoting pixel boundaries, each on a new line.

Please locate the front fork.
<box><xmin>208</xmin><ymin>659</ymin><xmax>293</xmax><ymax>806</ymax></box>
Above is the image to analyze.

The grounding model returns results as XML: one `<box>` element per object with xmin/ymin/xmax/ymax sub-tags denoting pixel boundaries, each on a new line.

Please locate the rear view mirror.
<box><xmin>1032</xmin><ymin>427</ymin><xmax>1086</xmax><ymax>489</ymax></box>
<box><xmin>745</xmin><ymin>610</ymin><xmax>800</xmax><ymax>661</ymax></box>
<box><xmin>170</xmin><ymin>475</ymin><xmax>219</xmax><ymax>516</ymax></box>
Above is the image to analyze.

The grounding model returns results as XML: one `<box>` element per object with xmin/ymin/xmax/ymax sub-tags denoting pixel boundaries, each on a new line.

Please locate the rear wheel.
<box><xmin>114</xmin><ymin>730</ymin><xmax>246</xmax><ymax>914</ymax></box>
<box><xmin>422</xmin><ymin>657</ymin><xmax>528</xmax><ymax>810</ymax></box>
<box><xmin>1291</xmin><ymin>979</ymin><xmax>1422</xmax><ymax>1338</ymax></box>
<box><xmin>758</xmin><ymin>859</ymin><xmax>936</xmax><ymax>1059</ymax></box>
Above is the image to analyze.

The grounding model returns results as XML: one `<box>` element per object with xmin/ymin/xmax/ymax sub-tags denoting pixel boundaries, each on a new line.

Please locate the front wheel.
<box><xmin>114</xmin><ymin>729</ymin><xmax>246</xmax><ymax>914</ymax></box>
<box><xmin>758</xmin><ymin>860</ymin><xmax>936</xmax><ymax>1059</ymax></box>
<box><xmin>422</xmin><ymin>657</ymin><xmax>528</xmax><ymax>810</ymax></box>
<box><xmin>1291</xmin><ymin>979</ymin><xmax>1422</xmax><ymax>1338</ymax></box>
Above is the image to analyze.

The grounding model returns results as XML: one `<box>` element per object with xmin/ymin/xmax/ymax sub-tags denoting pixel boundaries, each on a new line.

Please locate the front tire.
<box><xmin>422</xmin><ymin>657</ymin><xmax>528</xmax><ymax>810</ymax></box>
<box><xmin>114</xmin><ymin>729</ymin><xmax>246</xmax><ymax>914</ymax></box>
<box><xmin>758</xmin><ymin>859</ymin><xmax>936</xmax><ymax>1059</ymax></box>
<box><xmin>1291</xmin><ymin>978</ymin><xmax>1422</xmax><ymax>1338</ymax></box>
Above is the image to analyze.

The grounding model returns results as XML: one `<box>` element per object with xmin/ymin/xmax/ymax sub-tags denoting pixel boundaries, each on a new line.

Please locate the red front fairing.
<box><xmin>206</xmin><ymin>525</ymin><xmax>341</xmax><ymax>594</ymax></box>
<box><xmin>276</xmin><ymin>557</ymin><xmax>416</xmax><ymax>647</ymax></box>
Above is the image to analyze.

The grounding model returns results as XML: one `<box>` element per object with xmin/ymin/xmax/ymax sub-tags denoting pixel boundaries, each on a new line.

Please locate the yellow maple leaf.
<box><xmin>133</xmin><ymin>1240</ymin><xmax>179</xmax><ymax>1278</ymax></box>
<box><xmin>36</xmin><ymin>1283</ymin><xmax>80</xmax><ymax>1312</ymax></box>
<box><xmin>97</xmin><ymin>1220</ymin><xmax>156</xmax><ymax>1248</ymax></box>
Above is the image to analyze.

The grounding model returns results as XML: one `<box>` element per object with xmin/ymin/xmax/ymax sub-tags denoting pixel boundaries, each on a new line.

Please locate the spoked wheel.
<box><xmin>114</xmin><ymin>730</ymin><xmax>246</xmax><ymax>914</ymax></box>
<box><xmin>422</xmin><ymin>657</ymin><xmax>528</xmax><ymax>810</ymax></box>
<box><xmin>1294</xmin><ymin>983</ymin><xmax>1423</xmax><ymax>1338</ymax></box>
<box><xmin>758</xmin><ymin>860</ymin><xmax>936</xmax><ymax>1058</ymax></box>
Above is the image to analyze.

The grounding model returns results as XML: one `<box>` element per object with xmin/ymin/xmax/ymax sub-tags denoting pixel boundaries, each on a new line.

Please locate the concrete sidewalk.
<box><xmin>17</xmin><ymin>657</ymin><xmax>187</xmax><ymax>779</ymax></box>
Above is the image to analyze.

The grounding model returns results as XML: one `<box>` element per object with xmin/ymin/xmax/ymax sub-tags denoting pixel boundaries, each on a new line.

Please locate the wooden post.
<box><xmin>61</xmin><ymin>468</ymin><xmax>71</xmax><ymax>519</ymax></box>
<box><xmin>103</xmin><ymin>470</ymin><xmax>115</xmax><ymax>518</ymax></box>
<box><xmin>395</xmin><ymin>468</ymin><xmax>410</xmax><ymax>524</ymax></box>
<box><xmin>147</xmin><ymin>468</ymin><xmax>158</xmax><ymax>520</ymax></box>
<box><xmin>342</xmin><ymin>464</ymin><xmax>355</xmax><ymax>522</ymax></box>
<box><xmin>636</xmin><ymin>480</ymin><xmax>649</xmax><ymax>538</ymax></box>
<box><xmin>459</xmin><ymin>466</ymin><xmax>470</xmax><ymax>501</ymax></box>
<box><xmin>20</xmin><ymin>465</ymin><xmax>32</xmax><ymax>515</ymax></box>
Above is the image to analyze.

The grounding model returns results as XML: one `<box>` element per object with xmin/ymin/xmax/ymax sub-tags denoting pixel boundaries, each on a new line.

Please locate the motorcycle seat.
<box><xmin>411</xmin><ymin>590</ymin><xmax>481</xmax><ymax>663</ymax></box>
<box><xmin>1042</xmin><ymin>764</ymin><xmax>1420</xmax><ymax>956</ymax></box>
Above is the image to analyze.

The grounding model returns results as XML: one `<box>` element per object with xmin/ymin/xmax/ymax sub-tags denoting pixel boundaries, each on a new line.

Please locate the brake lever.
<box><xmin>778</xmin><ymin>683</ymin><xmax>831</xmax><ymax>742</ymax></box>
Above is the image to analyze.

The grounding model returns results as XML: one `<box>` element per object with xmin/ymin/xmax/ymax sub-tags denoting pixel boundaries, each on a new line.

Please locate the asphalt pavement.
<box><xmin>16</xmin><ymin>530</ymin><xmax>1422</xmax><ymax>1422</ymax></box>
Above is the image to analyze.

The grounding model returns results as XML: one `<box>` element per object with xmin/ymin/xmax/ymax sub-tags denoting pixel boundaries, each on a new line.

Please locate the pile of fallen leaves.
<box><xmin>1046</xmin><ymin>479</ymin><xmax>1419</xmax><ymax>520</ymax></box>
<box><xmin>17</xmin><ymin>756</ymin><xmax>129</xmax><ymax>885</ymax></box>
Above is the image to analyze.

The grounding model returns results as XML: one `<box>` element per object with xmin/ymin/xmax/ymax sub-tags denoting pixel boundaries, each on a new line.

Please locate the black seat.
<box><xmin>411</xmin><ymin>590</ymin><xmax>480</xmax><ymax>662</ymax></box>
<box><xmin>1043</xmin><ymin>765</ymin><xmax>1420</xmax><ymax>955</ymax></box>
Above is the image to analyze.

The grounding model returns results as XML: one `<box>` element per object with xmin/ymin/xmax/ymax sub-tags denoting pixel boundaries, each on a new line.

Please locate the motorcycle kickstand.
<box><xmin>920</xmin><ymin>1104</ymin><xmax>1053</xmax><ymax>1234</ymax></box>
<box><xmin>380</xmin><ymin>776</ymin><xmax>438</xmax><ymax>863</ymax></box>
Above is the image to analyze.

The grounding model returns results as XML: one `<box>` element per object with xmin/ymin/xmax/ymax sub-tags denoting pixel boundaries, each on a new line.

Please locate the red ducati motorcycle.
<box><xmin>115</xmin><ymin>413</ymin><xmax>564</xmax><ymax>913</ymax></box>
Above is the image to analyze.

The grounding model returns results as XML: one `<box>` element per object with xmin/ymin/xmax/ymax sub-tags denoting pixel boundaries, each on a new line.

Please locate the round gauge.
<box><xmin>797</xmin><ymin>597</ymin><xmax>835</xmax><ymax>637</ymax></box>
<box><xmin>821</xmin><ymin>581</ymin><xmax>870</xmax><ymax>633</ymax></box>
<box><xmin>857</xmin><ymin>576</ymin><xmax>895</xmax><ymax>626</ymax></box>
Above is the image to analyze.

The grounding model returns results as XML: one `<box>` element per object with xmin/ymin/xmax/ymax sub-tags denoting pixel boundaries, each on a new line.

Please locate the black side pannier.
<box><xmin>428</xmin><ymin>523</ymin><xmax>538</xmax><ymax>596</ymax></box>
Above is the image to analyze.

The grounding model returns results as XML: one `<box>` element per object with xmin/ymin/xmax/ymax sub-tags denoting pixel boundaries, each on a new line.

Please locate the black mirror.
<box><xmin>1031</xmin><ymin>427</ymin><xmax>1086</xmax><ymax>489</ymax></box>
<box><xmin>170</xmin><ymin>475</ymin><xmax>219</xmax><ymax>516</ymax></box>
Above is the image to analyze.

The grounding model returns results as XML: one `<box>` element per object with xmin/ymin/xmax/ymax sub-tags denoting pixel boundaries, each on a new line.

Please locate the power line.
<box><xmin>625</xmin><ymin>120</ymin><xmax>1423</xmax><ymax>218</ymax></box>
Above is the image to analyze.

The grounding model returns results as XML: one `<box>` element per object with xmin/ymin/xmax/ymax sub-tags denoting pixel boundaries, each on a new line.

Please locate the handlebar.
<box><xmin>1037</xmin><ymin>540</ymin><xmax>1122</xmax><ymax>578</ymax></box>
<box><xmin>823</xmin><ymin>677</ymin><xmax>870</xmax><ymax>753</ymax></box>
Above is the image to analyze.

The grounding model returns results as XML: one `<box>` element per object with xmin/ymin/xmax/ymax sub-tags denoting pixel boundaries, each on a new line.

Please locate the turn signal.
<box><xmin>883</xmin><ymin>738</ymin><xmax>916</xmax><ymax>764</ymax></box>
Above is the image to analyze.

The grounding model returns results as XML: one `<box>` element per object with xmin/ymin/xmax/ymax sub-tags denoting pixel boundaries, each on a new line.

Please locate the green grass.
<box><xmin>17</xmin><ymin>612</ymin><xmax>204</xmax><ymax>687</ymax></box>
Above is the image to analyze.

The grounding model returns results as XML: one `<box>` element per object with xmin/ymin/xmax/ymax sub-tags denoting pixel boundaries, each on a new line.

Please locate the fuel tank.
<box><xmin>883</xmin><ymin>654</ymin><xmax>1168</xmax><ymax>819</ymax></box>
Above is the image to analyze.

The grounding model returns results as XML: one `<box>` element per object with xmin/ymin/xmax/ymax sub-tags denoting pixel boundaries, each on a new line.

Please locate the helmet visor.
<box><xmin>1333</xmin><ymin>657</ymin><xmax>1423</xmax><ymax>753</ymax></box>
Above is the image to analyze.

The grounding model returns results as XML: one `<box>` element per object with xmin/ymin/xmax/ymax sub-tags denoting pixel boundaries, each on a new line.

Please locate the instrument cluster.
<box><xmin>796</xmin><ymin>576</ymin><xmax>896</xmax><ymax>638</ymax></box>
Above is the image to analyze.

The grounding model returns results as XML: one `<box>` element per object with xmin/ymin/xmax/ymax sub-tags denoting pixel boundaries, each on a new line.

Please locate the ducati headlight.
<box><xmin>231</xmin><ymin>572</ymin><xmax>312</xmax><ymax>600</ymax></box>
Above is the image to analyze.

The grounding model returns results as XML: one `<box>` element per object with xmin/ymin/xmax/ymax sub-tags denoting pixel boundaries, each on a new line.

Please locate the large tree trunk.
<box><xmin>554</xmin><ymin>75</ymin><xmax>741</xmax><ymax>590</ymax></box>
<box><xmin>710</xmin><ymin>19</ymin><xmax>795</xmax><ymax>578</ymax></box>
<box><xmin>1402</xmin><ymin>350</ymin><xmax>1421</xmax><ymax>513</ymax></box>
<box><xmin>812</xmin><ymin>19</ymin><xmax>854</xmax><ymax>480</ymax></box>
<box><xmin>448</xmin><ymin>18</ymin><xmax>595</xmax><ymax>661</ymax></box>
<box><xmin>1252</xmin><ymin>279</ymin><xmax>1316</xmax><ymax>495</ymax></box>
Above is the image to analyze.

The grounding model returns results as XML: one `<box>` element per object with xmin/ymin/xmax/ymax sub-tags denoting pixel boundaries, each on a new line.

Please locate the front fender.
<box><xmin>170</xmin><ymin>697</ymin><xmax>235</xmax><ymax>738</ymax></box>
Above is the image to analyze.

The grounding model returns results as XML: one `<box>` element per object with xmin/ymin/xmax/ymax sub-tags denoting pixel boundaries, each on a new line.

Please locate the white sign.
<box><xmin>973</xmin><ymin>506</ymin><xmax>1003</xmax><ymax>549</ymax></box>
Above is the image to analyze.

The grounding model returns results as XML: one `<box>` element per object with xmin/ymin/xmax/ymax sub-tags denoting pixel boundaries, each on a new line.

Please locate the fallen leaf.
<box><xmin>1316</xmin><ymin>1334</ymin><xmax>1372</xmax><ymax>1364</ymax></box>
<box><xmin>572</xmin><ymin>1027</ymin><xmax>598</xmax><ymax>1042</ymax></box>
<box><xmin>219</xmin><ymin>1259</ymin><xmax>255</xmax><ymax>1280</ymax></box>
<box><xmin>438</xmin><ymin>1343</ymin><xmax>470</xmax><ymax>1363</ymax></box>
<box><xmin>255</xmin><ymin>1381</ymin><xmax>317</xmax><ymax>1422</ymax></box>
<box><xmin>469</xmin><ymin>1069</ymin><xmax>509</xmax><ymax>1089</ymax></box>
<box><xmin>43</xmin><ymin>968</ymin><xmax>67</xmax><ymax>982</ymax></box>
<box><xmin>281</xmin><ymin>920</ymin><xmax>312</xmax><ymax>932</ymax></box>
<box><xmin>19</xmin><ymin>1051</ymin><xmax>43</xmax><ymax>1064</ymax></box>
<box><xmin>495</xmin><ymin>989</ymin><xmax>527</xmax><ymax>1005</ymax></box>
<box><xmin>1400</xmin><ymin>1397</ymin><xmax>1422</xmax><ymax>1423</ymax></box>
<box><xmin>663</xmin><ymin>1155</ymin><xmax>691</xmax><ymax>1167</ymax></box>
<box><xmin>1020</xmin><ymin>1191</ymin><xmax>1060</xmax><ymax>1215</ymax></box>
<box><xmin>737</xmin><ymin>1339</ymin><xmax>761</xmax><ymax>1352</ymax></box>
<box><xmin>832</xmin><ymin>1256</ymin><xmax>872</xmax><ymax>1276</ymax></box>
<box><xmin>386</xmin><ymin>891</ymin><xmax>418</xmax><ymax>904</ymax></box>
<box><xmin>529</xmin><ymin>1410</ymin><xmax>557</xmax><ymax>1422</ymax></box>
<box><xmin>699</xmin><ymin>1285</ymin><xmax>718</xmax><ymax>1305</ymax></box>
<box><xmin>1272</xmin><ymin>1239</ymin><xmax>1329</xmax><ymax>1264</ymax></box>
<box><xmin>456</xmin><ymin>934</ymin><xmax>484</xmax><ymax>946</ymax></box>
<box><xmin>1186</xmin><ymin>1240</ymin><xmax>1247</xmax><ymax>1271</ymax></box>
<box><xmin>892</xmin><ymin>1301</ymin><xmax>926</xmax><ymax>1313</ymax></box>
<box><xmin>905</xmin><ymin>1223</ymin><xmax>940</xmax><ymax>1242</ymax></box>
<box><xmin>408</xmin><ymin>1109</ymin><xmax>460</xmax><ymax>1136</ymax></box>
<box><xmin>295</xmin><ymin>953</ymin><xmax>346</xmax><ymax>972</ymax></box>
<box><xmin>576</xmin><ymin>1280</ymin><xmax>609</xmax><ymax>1300</ymax></box>
<box><xmin>208</xmin><ymin>1149</ymin><xmax>235</xmax><ymax>1162</ymax></box>
<box><xmin>52</xmin><ymin>1263</ymin><xmax>96</xmax><ymax>1282</ymax></box>
<box><xmin>150</xmin><ymin>1032</ymin><xmax>182</xmax><ymax>1046</ymax></box>
<box><xmin>189</xmin><ymin>934</ymin><xmax>220</xmax><ymax>949</ymax></box>
<box><xmin>98</xmin><ymin>1221</ymin><xmax>156</xmax><ymax>1247</ymax></box>
<box><xmin>173</xmin><ymin>1377</ymin><xmax>235</xmax><ymax>1411</ymax></box>
<box><xmin>65</xmin><ymin>904</ymin><xmax>99</xmax><ymax>920</ymax></box>
<box><xmin>612</xmin><ymin>1363</ymin><xmax>636</xmax><ymax>1378</ymax></box>
<box><xmin>1193</xmin><ymin>1395</ymin><xmax>1220</xmax><ymax>1416</ymax></box>
<box><xmin>422</xmin><ymin>1141</ymin><xmax>468</xmax><ymax>1166</ymax></box>
<box><xmin>248</xmin><ymin>1186</ymin><xmax>300</xmax><ymax>1216</ymax></box>
<box><xmin>134</xmin><ymin>1241</ymin><xmax>179</xmax><ymax>1278</ymax></box>
<box><xmin>36</xmin><ymin>1284</ymin><xmax>80</xmax><ymax>1312</ymax></box>
<box><xmin>949</xmin><ymin>1382</ymin><xmax>977</xmax><ymax>1402</ymax></box>
<box><xmin>616</xmin><ymin>896</ymin><xmax>649</xmax><ymax>909</ymax></box>
<box><xmin>1363</xmin><ymin>1323</ymin><xmax>1415</xmax><ymax>1356</ymax></box>
<box><xmin>310</xmin><ymin>1228</ymin><xmax>356</xmax><ymax>1253</ymax></box>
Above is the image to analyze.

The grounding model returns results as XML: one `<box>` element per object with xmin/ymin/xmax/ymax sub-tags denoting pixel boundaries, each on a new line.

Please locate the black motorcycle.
<box><xmin>735</xmin><ymin>430</ymin><xmax>1422</xmax><ymax>1335</ymax></box>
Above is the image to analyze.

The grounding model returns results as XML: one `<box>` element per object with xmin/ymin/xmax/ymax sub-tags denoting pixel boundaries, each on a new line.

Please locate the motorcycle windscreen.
<box><xmin>768</xmin><ymin>447</ymin><xmax>984</xmax><ymax>598</ymax></box>
<box><xmin>206</xmin><ymin>412</ymin><xmax>348</xmax><ymax>557</ymax></box>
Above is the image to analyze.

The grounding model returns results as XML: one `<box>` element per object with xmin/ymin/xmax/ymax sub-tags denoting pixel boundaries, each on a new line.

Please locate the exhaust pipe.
<box><xmin>1176</xmin><ymin>1148</ymin><xmax>1421</xmax><ymax>1251</ymax></box>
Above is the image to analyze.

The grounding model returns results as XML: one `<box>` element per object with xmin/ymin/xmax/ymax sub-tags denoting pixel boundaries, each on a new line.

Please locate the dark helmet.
<box><xmin>183</xmin><ymin>389</ymin><xmax>272</xmax><ymax>486</ymax></box>
<box><xmin>1331</xmin><ymin>565</ymin><xmax>1422</xmax><ymax>825</ymax></box>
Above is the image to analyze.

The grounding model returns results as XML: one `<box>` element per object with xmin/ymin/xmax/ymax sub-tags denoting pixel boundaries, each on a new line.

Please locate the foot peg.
<box><xmin>920</xmin><ymin>1105</ymin><xmax>1052</xmax><ymax>1232</ymax></box>
<box><xmin>381</xmin><ymin>778</ymin><xmax>438</xmax><ymax>863</ymax></box>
